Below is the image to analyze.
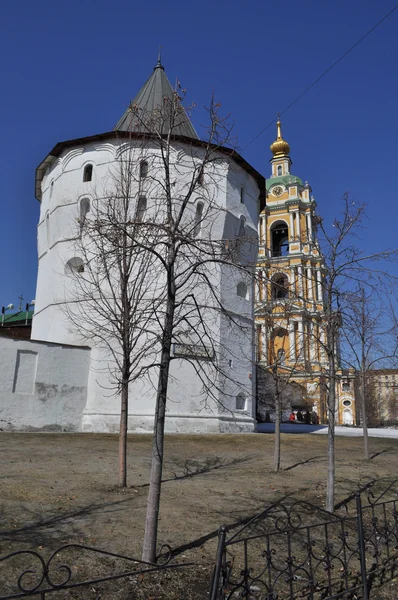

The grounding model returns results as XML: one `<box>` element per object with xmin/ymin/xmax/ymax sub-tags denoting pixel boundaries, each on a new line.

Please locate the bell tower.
<box><xmin>256</xmin><ymin>119</ymin><xmax>330</xmax><ymax>422</ymax></box>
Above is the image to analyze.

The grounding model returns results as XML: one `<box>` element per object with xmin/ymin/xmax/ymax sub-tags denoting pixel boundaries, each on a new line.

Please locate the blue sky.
<box><xmin>0</xmin><ymin>0</ymin><xmax>397</xmax><ymax>310</ymax></box>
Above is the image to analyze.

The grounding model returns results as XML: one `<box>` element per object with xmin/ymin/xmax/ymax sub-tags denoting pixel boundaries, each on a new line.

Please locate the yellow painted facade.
<box><xmin>256</xmin><ymin>120</ymin><xmax>356</xmax><ymax>424</ymax></box>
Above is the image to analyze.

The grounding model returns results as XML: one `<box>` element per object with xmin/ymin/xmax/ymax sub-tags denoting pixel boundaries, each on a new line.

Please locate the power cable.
<box><xmin>243</xmin><ymin>3</ymin><xmax>398</xmax><ymax>150</ymax></box>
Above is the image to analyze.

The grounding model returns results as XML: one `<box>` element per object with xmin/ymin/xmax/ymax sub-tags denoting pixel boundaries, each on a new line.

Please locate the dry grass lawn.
<box><xmin>0</xmin><ymin>432</ymin><xmax>397</xmax><ymax>598</ymax></box>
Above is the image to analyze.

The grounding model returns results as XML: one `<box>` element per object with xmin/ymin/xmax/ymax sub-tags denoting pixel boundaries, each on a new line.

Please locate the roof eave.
<box><xmin>35</xmin><ymin>131</ymin><xmax>266</xmax><ymax>210</ymax></box>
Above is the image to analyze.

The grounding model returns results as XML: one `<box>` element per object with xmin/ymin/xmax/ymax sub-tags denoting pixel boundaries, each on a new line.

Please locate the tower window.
<box><xmin>50</xmin><ymin>181</ymin><xmax>54</xmax><ymax>199</ymax></box>
<box><xmin>193</xmin><ymin>201</ymin><xmax>204</xmax><ymax>237</ymax></box>
<box><xmin>271</xmin><ymin>273</ymin><xmax>289</xmax><ymax>299</ymax></box>
<box><xmin>240</xmin><ymin>186</ymin><xmax>245</xmax><ymax>204</ymax></box>
<box><xmin>277</xmin><ymin>165</ymin><xmax>282</xmax><ymax>176</ymax></box>
<box><xmin>238</xmin><ymin>216</ymin><xmax>246</xmax><ymax>238</ymax></box>
<box><xmin>83</xmin><ymin>165</ymin><xmax>93</xmax><ymax>182</ymax></box>
<box><xmin>236</xmin><ymin>393</ymin><xmax>246</xmax><ymax>410</ymax></box>
<box><xmin>80</xmin><ymin>198</ymin><xmax>90</xmax><ymax>232</ymax></box>
<box><xmin>136</xmin><ymin>196</ymin><xmax>147</xmax><ymax>222</ymax></box>
<box><xmin>65</xmin><ymin>257</ymin><xmax>85</xmax><ymax>275</ymax></box>
<box><xmin>197</xmin><ymin>167</ymin><xmax>204</xmax><ymax>186</ymax></box>
<box><xmin>277</xmin><ymin>348</ymin><xmax>286</xmax><ymax>365</ymax></box>
<box><xmin>270</xmin><ymin>221</ymin><xmax>289</xmax><ymax>257</ymax></box>
<box><xmin>140</xmin><ymin>161</ymin><xmax>148</xmax><ymax>179</ymax></box>
<box><xmin>342</xmin><ymin>381</ymin><xmax>350</xmax><ymax>391</ymax></box>
<box><xmin>237</xmin><ymin>282</ymin><xmax>248</xmax><ymax>298</ymax></box>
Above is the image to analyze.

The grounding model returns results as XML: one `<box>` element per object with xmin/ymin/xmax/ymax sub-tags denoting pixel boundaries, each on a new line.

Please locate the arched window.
<box><xmin>65</xmin><ymin>257</ymin><xmax>84</xmax><ymax>275</ymax></box>
<box><xmin>46</xmin><ymin>213</ymin><xmax>51</xmax><ymax>247</ymax></box>
<box><xmin>237</xmin><ymin>282</ymin><xmax>248</xmax><ymax>298</ymax></box>
<box><xmin>83</xmin><ymin>165</ymin><xmax>93</xmax><ymax>182</ymax></box>
<box><xmin>238</xmin><ymin>216</ymin><xmax>246</xmax><ymax>238</ymax></box>
<box><xmin>271</xmin><ymin>273</ymin><xmax>289</xmax><ymax>299</ymax></box>
<box><xmin>270</xmin><ymin>221</ymin><xmax>289</xmax><ymax>257</ymax></box>
<box><xmin>277</xmin><ymin>348</ymin><xmax>286</xmax><ymax>365</ymax></box>
<box><xmin>50</xmin><ymin>181</ymin><xmax>54</xmax><ymax>199</ymax></box>
<box><xmin>277</xmin><ymin>165</ymin><xmax>282</xmax><ymax>176</ymax></box>
<box><xmin>271</xmin><ymin>328</ymin><xmax>289</xmax><ymax>364</ymax></box>
<box><xmin>136</xmin><ymin>196</ymin><xmax>147</xmax><ymax>222</ymax></box>
<box><xmin>240</xmin><ymin>186</ymin><xmax>245</xmax><ymax>204</ymax></box>
<box><xmin>80</xmin><ymin>198</ymin><xmax>90</xmax><ymax>232</ymax></box>
<box><xmin>236</xmin><ymin>393</ymin><xmax>246</xmax><ymax>410</ymax></box>
<box><xmin>193</xmin><ymin>202</ymin><xmax>204</xmax><ymax>237</ymax></box>
<box><xmin>140</xmin><ymin>161</ymin><xmax>148</xmax><ymax>179</ymax></box>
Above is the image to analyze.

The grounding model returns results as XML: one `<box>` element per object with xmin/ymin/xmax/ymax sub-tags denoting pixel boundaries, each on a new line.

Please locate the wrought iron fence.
<box><xmin>210</xmin><ymin>483</ymin><xmax>398</xmax><ymax>600</ymax></box>
<box><xmin>0</xmin><ymin>543</ymin><xmax>192</xmax><ymax>599</ymax></box>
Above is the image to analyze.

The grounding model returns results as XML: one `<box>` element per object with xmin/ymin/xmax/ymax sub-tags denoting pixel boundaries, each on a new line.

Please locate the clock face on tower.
<box><xmin>272</xmin><ymin>185</ymin><xmax>283</xmax><ymax>197</ymax></box>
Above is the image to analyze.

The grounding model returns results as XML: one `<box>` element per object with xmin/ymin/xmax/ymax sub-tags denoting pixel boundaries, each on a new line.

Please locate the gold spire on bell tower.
<box><xmin>270</xmin><ymin>115</ymin><xmax>290</xmax><ymax>158</ymax></box>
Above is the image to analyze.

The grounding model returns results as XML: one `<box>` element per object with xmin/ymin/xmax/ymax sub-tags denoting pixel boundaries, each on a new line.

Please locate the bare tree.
<box><xmin>342</xmin><ymin>285</ymin><xmax>398</xmax><ymax>458</ymax></box>
<box><xmin>121</xmin><ymin>92</ymin><xmax>259</xmax><ymax>563</ymax></box>
<box><xmin>257</xmin><ymin>301</ymin><xmax>304</xmax><ymax>473</ymax></box>
<box><xmin>314</xmin><ymin>194</ymin><xmax>398</xmax><ymax>511</ymax></box>
<box><xmin>63</xmin><ymin>148</ymin><xmax>160</xmax><ymax>487</ymax></box>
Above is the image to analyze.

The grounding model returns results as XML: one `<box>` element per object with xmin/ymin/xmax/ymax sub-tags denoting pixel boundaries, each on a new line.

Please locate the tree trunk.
<box><xmin>274</xmin><ymin>376</ymin><xmax>281</xmax><ymax>473</ymax></box>
<box><xmin>142</xmin><ymin>268</ymin><xmax>175</xmax><ymax>563</ymax></box>
<box><xmin>361</xmin><ymin>366</ymin><xmax>369</xmax><ymax>460</ymax></box>
<box><xmin>326</xmin><ymin>367</ymin><xmax>336</xmax><ymax>513</ymax></box>
<box><xmin>118</xmin><ymin>378</ymin><xmax>128</xmax><ymax>487</ymax></box>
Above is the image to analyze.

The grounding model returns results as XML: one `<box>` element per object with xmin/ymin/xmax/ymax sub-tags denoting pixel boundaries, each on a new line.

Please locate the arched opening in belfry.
<box><xmin>270</xmin><ymin>221</ymin><xmax>289</xmax><ymax>257</ymax></box>
<box><xmin>271</xmin><ymin>273</ymin><xmax>289</xmax><ymax>300</ymax></box>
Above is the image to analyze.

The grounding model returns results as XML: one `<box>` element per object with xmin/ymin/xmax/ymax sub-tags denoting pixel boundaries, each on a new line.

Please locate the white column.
<box><xmin>262</xmin><ymin>324</ymin><xmax>268</xmax><ymax>364</ymax></box>
<box><xmin>307</xmin><ymin>213</ymin><xmax>313</xmax><ymax>242</ymax></box>
<box><xmin>297</xmin><ymin>320</ymin><xmax>304</xmax><ymax>360</ymax></box>
<box><xmin>297</xmin><ymin>265</ymin><xmax>304</xmax><ymax>300</ymax></box>
<box><xmin>262</xmin><ymin>215</ymin><xmax>267</xmax><ymax>246</ymax></box>
<box><xmin>320</xmin><ymin>328</ymin><xmax>327</xmax><ymax>364</ymax></box>
<box><xmin>309</xmin><ymin>322</ymin><xmax>316</xmax><ymax>362</ymax></box>
<box><xmin>316</xmin><ymin>269</ymin><xmax>322</xmax><ymax>302</ymax></box>
<box><xmin>289</xmin><ymin>212</ymin><xmax>294</xmax><ymax>241</ymax></box>
<box><xmin>289</xmin><ymin>326</ymin><xmax>296</xmax><ymax>363</ymax></box>
<box><xmin>296</xmin><ymin>210</ymin><xmax>301</xmax><ymax>240</ymax></box>
<box><xmin>307</xmin><ymin>267</ymin><xmax>313</xmax><ymax>301</ymax></box>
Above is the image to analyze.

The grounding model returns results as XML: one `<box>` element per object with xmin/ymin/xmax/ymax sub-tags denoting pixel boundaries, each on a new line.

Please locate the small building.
<box><xmin>0</xmin><ymin>310</ymin><xmax>34</xmax><ymax>340</ymax></box>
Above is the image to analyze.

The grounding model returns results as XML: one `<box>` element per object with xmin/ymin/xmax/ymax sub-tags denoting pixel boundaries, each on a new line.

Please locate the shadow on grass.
<box><xmin>0</xmin><ymin>455</ymin><xmax>256</xmax><ymax>547</ymax></box>
<box><xmin>284</xmin><ymin>456</ymin><xmax>325</xmax><ymax>471</ymax></box>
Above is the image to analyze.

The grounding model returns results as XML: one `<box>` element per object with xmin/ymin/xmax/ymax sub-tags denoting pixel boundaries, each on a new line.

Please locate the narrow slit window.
<box><xmin>140</xmin><ymin>161</ymin><xmax>148</xmax><ymax>179</ymax></box>
<box><xmin>240</xmin><ymin>186</ymin><xmax>245</xmax><ymax>204</ymax></box>
<box><xmin>197</xmin><ymin>167</ymin><xmax>204</xmax><ymax>186</ymax></box>
<box><xmin>238</xmin><ymin>216</ymin><xmax>246</xmax><ymax>238</ymax></box>
<box><xmin>136</xmin><ymin>196</ymin><xmax>147</xmax><ymax>222</ymax></box>
<box><xmin>236</xmin><ymin>393</ymin><xmax>246</xmax><ymax>410</ymax></box>
<box><xmin>193</xmin><ymin>202</ymin><xmax>204</xmax><ymax>237</ymax></box>
<box><xmin>83</xmin><ymin>165</ymin><xmax>93</xmax><ymax>182</ymax></box>
<box><xmin>80</xmin><ymin>198</ymin><xmax>90</xmax><ymax>232</ymax></box>
<box><xmin>237</xmin><ymin>282</ymin><xmax>248</xmax><ymax>298</ymax></box>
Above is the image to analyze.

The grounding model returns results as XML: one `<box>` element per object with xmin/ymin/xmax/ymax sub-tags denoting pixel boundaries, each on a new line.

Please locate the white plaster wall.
<box><xmin>32</xmin><ymin>136</ymin><xmax>260</xmax><ymax>433</ymax></box>
<box><xmin>0</xmin><ymin>337</ymin><xmax>90</xmax><ymax>431</ymax></box>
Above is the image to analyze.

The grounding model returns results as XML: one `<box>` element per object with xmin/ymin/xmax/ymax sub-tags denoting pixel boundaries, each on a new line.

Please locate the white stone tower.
<box><xmin>32</xmin><ymin>59</ymin><xmax>265</xmax><ymax>433</ymax></box>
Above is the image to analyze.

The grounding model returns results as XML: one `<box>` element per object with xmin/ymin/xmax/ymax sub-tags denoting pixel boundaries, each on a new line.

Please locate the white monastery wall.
<box><xmin>0</xmin><ymin>337</ymin><xmax>90</xmax><ymax>431</ymax></box>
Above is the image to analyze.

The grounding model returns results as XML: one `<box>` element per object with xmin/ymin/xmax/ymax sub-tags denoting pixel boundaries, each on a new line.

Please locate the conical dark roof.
<box><xmin>114</xmin><ymin>60</ymin><xmax>198</xmax><ymax>139</ymax></box>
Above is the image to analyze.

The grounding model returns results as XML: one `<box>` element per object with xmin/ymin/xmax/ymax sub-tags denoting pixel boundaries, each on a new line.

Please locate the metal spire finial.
<box><xmin>155</xmin><ymin>45</ymin><xmax>164</xmax><ymax>70</ymax></box>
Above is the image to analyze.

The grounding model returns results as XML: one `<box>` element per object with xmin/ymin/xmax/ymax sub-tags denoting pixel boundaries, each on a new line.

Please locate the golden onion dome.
<box><xmin>270</xmin><ymin>117</ymin><xmax>290</xmax><ymax>157</ymax></box>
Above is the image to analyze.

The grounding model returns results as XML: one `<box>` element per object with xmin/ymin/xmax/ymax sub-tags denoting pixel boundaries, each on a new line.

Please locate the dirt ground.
<box><xmin>1</xmin><ymin>432</ymin><xmax>397</xmax><ymax>598</ymax></box>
